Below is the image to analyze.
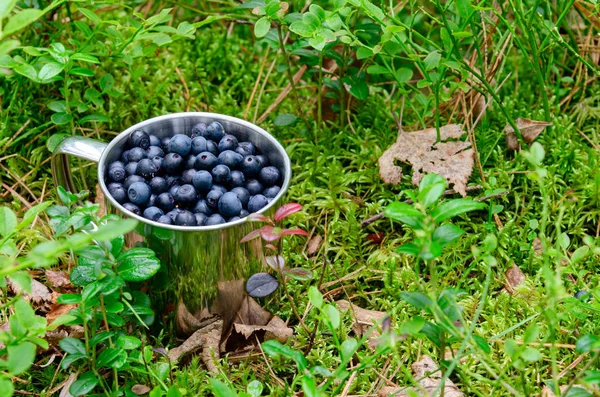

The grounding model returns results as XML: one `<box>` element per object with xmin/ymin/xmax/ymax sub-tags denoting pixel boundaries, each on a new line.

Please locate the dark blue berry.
<box><xmin>182</xmin><ymin>169</ymin><xmax>197</xmax><ymax>184</ymax></box>
<box><xmin>158</xmin><ymin>215</ymin><xmax>173</xmax><ymax>225</ymax></box>
<box><xmin>259</xmin><ymin>166</ymin><xmax>280</xmax><ymax>187</ymax></box>
<box><xmin>245</xmin><ymin>179</ymin><xmax>263</xmax><ymax>196</ymax></box>
<box><xmin>191</xmin><ymin>136</ymin><xmax>208</xmax><ymax>155</ymax></box>
<box><xmin>240</xmin><ymin>155</ymin><xmax>261</xmax><ymax>176</ymax></box>
<box><xmin>156</xmin><ymin>192</ymin><xmax>175</xmax><ymax>211</ymax></box>
<box><xmin>206</xmin><ymin>121</ymin><xmax>225</xmax><ymax>141</ymax></box>
<box><xmin>148</xmin><ymin>194</ymin><xmax>156</xmax><ymax>207</ymax></box>
<box><xmin>136</xmin><ymin>158</ymin><xmax>158</xmax><ymax>178</ymax></box>
<box><xmin>206</xmin><ymin>140</ymin><xmax>219</xmax><ymax>155</ymax></box>
<box><xmin>194</xmin><ymin>213</ymin><xmax>207</xmax><ymax>226</ymax></box>
<box><xmin>229</xmin><ymin>216</ymin><xmax>241</xmax><ymax>222</ymax></box>
<box><xmin>124</xmin><ymin>175</ymin><xmax>145</xmax><ymax>190</ymax></box>
<box><xmin>212</xmin><ymin>164</ymin><xmax>231</xmax><ymax>184</ymax></box>
<box><xmin>109</xmin><ymin>161</ymin><xmax>125</xmax><ymax>170</ymax></box>
<box><xmin>195</xmin><ymin>152</ymin><xmax>219</xmax><ymax>170</ymax></box>
<box><xmin>169</xmin><ymin>185</ymin><xmax>180</xmax><ymax>197</ymax></box>
<box><xmin>191</xmin><ymin>123</ymin><xmax>208</xmax><ymax>137</ymax></box>
<box><xmin>255</xmin><ymin>155</ymin><xmax>269</xmax><ymax>168</ymax></box>
<box><xmin>185</xmin><ymin>155</ymin><xmax>197</xmax><ymax>170</ymax></box>
<box><xmin>235</xmin><ymin>141</ymin><xmax>255</xmax><ymax>156</ymax></box>
<box><xmin>128</xmin><ymin>182</ymin><xmax>151</xmax><ymax>206</ymax></box>
<box><xmin>166</xmin><ymin>209</ymin><xmax>182</xmax><ymax>221</ymax></box>
<box><xmin>212</xmin><ymin>184</ymin><xmax>228</xmax><ymax>194</ymax></box>
<box><xmin>575</xmin><ymin>290</ymin><xmax>591</xmax><ymax>301</ymax></box>
<box><xmin>206</xmin><ymin>190</ymin><xmax>223</xmax><ymax>209</ymax></box>
<box><xmin>123</xmin><ymin>202</ymin><xmax>141</xmax><ymax>215</ymax></box>
<box><xmin>128</xmin><ymin>147</ymin><xmax>146</xmax><ymax>162</ymax></box>
<box><xmin>218</xmin><ymin>192</ymin><xmax>242</xmax><ymax>218</ymax></box>
<box><xmin>128</xmin><ymin>130</ymin><xmax>150</xmax><ymax>149</ymax></box>
<box><xmin>175</xmin><ymin>210</ymin><xmax>196</xmax><ymax>226</ymax></box>
<box><xmin>107</xmin><ymin>183</ymin><xmax>127</xmax><ymax>204</ymax></box>
<box><xmin>150</xmin><ymin>177</ymin><xmax>168</xmax><ymax>194</ymax></box>
<box><xmin>192</xmin><ymin>170</ymin><xmax>213</xmax><ymax>193</ymax></box>
<box><xmin>143</xmin><ymin>206</ymin><xmax>164</xmax><ymax>221</ymax></box>
<box><xmin>205</xmin><ymin>214</ymin><xmax>226</xmax><ymax>226</ymax></box>
<box><xmin>231</xmin><ymin>187</ymin><xmax>250</xmax><ymax>207</ymax></box>
<box><xmin>240</xmin><ymin>209</ymin><xmax>249</xmax><ymax>217</ymax></box>
<box><xmin>161</xmin><ymin>137</ymin><xmax>171</xmax><ymax>151</ymax></box>
<box><xmin>147</xmin><ymin>145</ymin><xmax>164</xmax><ymax>159</ymax></box>
<box><xmin>168</xmin><ymin>134</ymin><xmax>192</xmax><ymax>156</ymax></box>
<box><xmin>163</xmin><ymin>153</ymin><xmax>183</xmax><ymax>174</ymax></box>
<box><xmin>229</xmin><ymin>170</ymin><xmax>245</xmax><ymax>188</ymax></box>
<box><xmin>121</xmin><ymin>150</ymin><xmax>130</xmax><ymax>163</ymax></box>
<box><xmin>149</xmin><ymin>135</ymin><xmax>161</xmax><ymax>147</ymax></box>
<box><xmin>165</xmin><ymin>176</ymin><xmax>182</xmax><ymax>187</ymax></box>
<box><xmin>108</xmin><ymin>166</ymin><xmax>126</xmax><ymax>183</ymax></box>
<box><xmin>218</xmin><ymin>135</ymin><xmax>238</xmax><ymax>152</ymax></box>
<box><xmin>193</xmin><ymin>199</ymin><xmax>213</xmax><ymax>215</ymax></box>
<box><xmin>248</xmin><ymin>194</ymin><xmax>269</xmax><ymax>213</ymax></box>
<box><xmin>218</xmin><ymin>150</ymin><xmax>243</xmax><ymax>169</ymax></box>
<box><xmin>125</xmin><ymin>162</ymin><xmax>138</xmax><ymax>176</ymax></box>
<box><xmin>263</xmin><ymin>185</ymin><xmax>281</xmax><ymax>198</ymax></box>
<box><xmin>175</xmin><ymin>184</ymin><xmax>197</xmax><ymax>207</ymax></box>
<box><xmin>151</xmin><ymin>156</ymin><xmax>163</xmax><ymax>171</ymax></box>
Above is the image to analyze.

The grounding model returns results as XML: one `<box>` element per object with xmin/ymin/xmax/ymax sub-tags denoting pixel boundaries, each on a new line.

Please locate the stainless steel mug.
<box><xmin>51</xmin><ymin>113</ymin><xmax>291</xmax><ymax>335</ymax></box>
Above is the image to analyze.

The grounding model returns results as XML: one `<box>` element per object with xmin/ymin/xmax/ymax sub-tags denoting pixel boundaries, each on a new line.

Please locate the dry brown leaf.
<box><xmin>131</xmin><ymin>384</ymin><xmax>151</xmax><ymax>395</ymax></box>
<box><xmin>168</xmin><ymin>318</ymin><xmax>222</xmax><ymax>373</ymax></box>
<box><xmin>234</xmin><ymin>315</ymin><xmax>293</xmax><ymax>344</ymax></box>
<box><xmin>95</xmin><ymin>184</ymin><xmax>106</xmax><ymax>217</ymax></box>
<box><xmin>46</xmin><ymin>326</ymin><xmax>84</xmax><ymax>347</ymax></box>
<box><xmin>378</xmin><ymin>124</ymin><xmax>473</xmax><ymax>196</ymax></box>
<box><xmin>378</xmin><ymin>355</ymin><xmax>464</xmax><ymax>397</ymax></box>
<box><xmin>541</xmin><ymin>385</ymin><xmax>589</xmax><ymax>397</ymax></box>
<box><xmin>46</xmin><ymin>303</ymin><xmax>77</xmax><ymax>324</ymax></box>
<box><xmin>9</xmin><ymin>277</ymin><xmax>53</xmax><ymax>304</ymax></box>
<box><xmin>59</xmin><ymin>373</ymin><xmax>77</xmax><ymax>397</ymax></box>
<box><xmin>533</xmin><ymin>237</ymin><xmax>543</xmax><ymax>256</ymax></box>
<box><xmin>505</xmin><ymin>118</ymin><xmax>551</xmax><ymax>151</ymax></box>
<box><xmin>336</xmin><ymin>300</ymin><xmax>386</xmax><ymax>339</ymax></box>
<box><xmin>45</xmin><ymin>270</ymin><xmax>72</xmax><ymax>289</ymax></box>
<box><xmin>235</xmin><ymin>296</ymin><xmax>273</xmax><ymax>326</ymax></box>
<box><xmin>504</xmin><ymin>265</ymin><xmax>526</xmax><ymax>295</ymax></box>
<box><xmin>307</xmin><ymin>235</ymin><xmax>323</xmax><ymax>256</ymax></box>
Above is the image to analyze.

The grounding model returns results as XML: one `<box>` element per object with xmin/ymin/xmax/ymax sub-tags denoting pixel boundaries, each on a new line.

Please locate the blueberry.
<box><xmin>125</xmin><ymin>162</ymin><xmax>138</xmax><ymax>176</ymax></box>
<box><xmin>229</xmin><ymin>170</ymin><xmax>245</xmax><ymax>188</ymax></box>
<box><xmin>128</xmin><ymin>130</ymin><xmax>150</xmax><ymax>149</ymax></box>
<box><xmin>255</xmin><ymin>155</ymin><xmax>269</xmax><ymax>168</ymax></box>
<box><xmin>248</xmin><ymin>194</ymin><xmax>269</xmax><ymax>213</ymax></box>
<box><xmin>240</xmin><ymin>155</ymin><xmax>261</xmax><ymax>176</ymax></box>
<box><xmin>149</xmin><ymin>135</ymin><xmax>161</xmax><ymax>147</ymax></box>
<box><xmin>182</xmin><ymin>169</ymin><xmax>197</xmax><ymax>184</ymax></box>
<box><xmin>206</xmin><ymin>190</ymin><xmax>223</xmax><ymax>209</ymax></box>
<box><xmin>148</xmin><ymin>194</ymin><xmax>157</xmax><ymax>207</ymax></box>
<box><xmin>195</xmin><ymin>152</ymin><xmax>219</xmax><ymax>170</ymax></box>
<box><xmin>136</xmin><ymin>158</ymin><xmax>158</xmax><ymax>178</ymax></box>
<box><xmin>107</xmin><ymin>183</ymin><xmax>127</xmax><ymax>204</ymax></box>
<box><xmin>168</xmin><ymin>134</ymin><xmax>192</xmax><ymax>156</ymax></box>
<box><xmin>109</xmin><ymin>161</ymin><xmax>125</xmax><ymax>170</ymax></box>
<box><xmin>206</xmin><ymin>140</ymin><xmax>219</xmax><ymax>155</ymax></box>
<box><xmin>193</xmin><ymin>199</ymin><xmax>213</xmax><ymax>215</ymax></box>
<box><xmin>147</xmin><ymin>145</ymin><xmax>164</xmax><ymax>159</ymax></box>
<box><xmin>166</xmin><ymin>176</ymin><xmax>182</xmax><ymax>188</ymax></box>
<box><xmin>175</xmin><ymin>184</ymin><xmax>197</xmax><ymax>207</ymax></box>
<box><xmin>175</xmin><ymin>210</ymin><xmax>196</xmax><ymax>226</ymax></box>
<box><xmin>194</xmin><ymin>213</ymin><xmax>208</xmax><ymax>226</ymax></box>
<box><xmin>128</xmin><ymin>147</ymin><xmax>146</xmax><ymax>162</ymax></box>
<box><xmin>575</xmin><ymin>290</ymin><xmax>591</xmax><ymax>301</ymax></box>
<box><xmin>212</xmin><ymin>164</ymin><xmax>231</xmax><ymax>184</ymax></box>
<box><xmin>163</xmin><ymin>153</ymin><xmax>184</xmax><ymax>174</ymax></box>
<box><xmin>143</xmin><ymin>206</ymin><xmax>164</xmax><ymax>221</ymax></box>
<box><xmin>191</xmin><ymin>136</ymin><xmax>208</xmax><ymax>155</ymax></box>
<box><xmin>212</xmin><ymin>184</ymin><xmax>228</xmax><ymax>194</ymax></box>
<box><xmin>236</xmin><ymin>141</ymin><xmax>255</xmax><ymax>156</ymax></box>
<box><xmin>123</xmin><ymin>202</ymin><xmax>141</xmax><ymax>215</ymax></box>
<box><xmin>166</xmin><ymin>209</ymin><xmax>182</xmax><ymax>221</ymax></box>
<box><xmin>229</xmin><ymin>216</ymin><xmax>241</xmax><ymax>222</ymax></box>
<box><xmin>161</xmin><ymin>137</ymin><xmax>171</xmax><ymax>151</ymax></box>
<box><xmin>240</xmin><ymin>209</ymin><xmax>249</xmax><ymax>218</ymax></box>
<box><xmin>169</xmin><ymin>185</ymin><xmax>180</xmax><ymax>197</ymax></box>
<box><xmin>124</xmin><ymin>175</ymin><xmax>145</xmax><ymax>190</ymax></box>
<box><xmin>157</xmin><ymin>215</ymin><xmax>173</xmax><ymax>225</ymax></box>
<box><xmin>128</xmin><ymin>182</ymin><xmax>152</xmax><ymax>206</ymax></box>
<box><xmin>185</xmin><ymin>155</ymin><xmax>197</xmax><ymax>170</ymax></box>
<box><xmin>205</xmin><ymin>214</ymin><xmax>226</xmax><ymax>226</ymax></box>
<box><xmin>231</xmin><ymin>187</ymin><xmax>250</xmax><ymax>207</ymax></box>
<box><xmin>218</xmin><ymin>192</ymin><xmax>242</xmax><ymax>218</ymax></box>
<box><xmin>121</xmin><ymin>150</ymin><xmax>130</xmax><ymax>163</ymax></box>
<box><xmin>150</xmin><ymin>177</ymin><xmax>168</xmax><ymax>194</ymax></box>
<box><xmin>218</xmin><ymin>150</ymin><xmax>243</xmax><ymax>169</ymax></box>
<box><xmin>192</xmin><ymin>170</ymin><xmax>213</xmax><ymax>193</ymax></box>
<box><xmin>191</xmin><ymin>122</ymin><xmax>208</xmax><ymax>137</ymax></box>
<box><xmin>259</xmin><ymin>166</ymin><xmax>280</xmax><ymax>187</ymax></box>
<box><xmin>156</xmin><ymin>192</ymin><xmax>176</xmax><ymax>211</ymax></box>
<box><xmin>245</xmin><ymin>179</ymin><xmax>263</xmax><ymax>196</ymax></box>
<box><xmin>151</xmin><ymin>156</ymin><xmax>163</xmax><ymax>172</ymax></box>
<box><xmin>263</xmin><ymin>185</ymin><xmax>281</xmax><ymax>198</ymax></box>
<box><xmin>108</xmin><ymin>165</ymin><xmax>126</xmax><ymax>182</ymax></box>
<box><xmin>206</xmin><ymin>121</ymin><xmax>225</xmax><ymax>141</ymax></box>
<box><xmin>218</xmin><ymin>135</ymin><xmax>238</xmax><ymax>152</ymax></box>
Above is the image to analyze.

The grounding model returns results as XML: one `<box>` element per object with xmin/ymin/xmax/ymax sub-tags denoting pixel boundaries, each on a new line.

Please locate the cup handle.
<box><xmin>51</xmin><ymin>136</ymin><xmax>108</xmax><ymax>193</ymax></box>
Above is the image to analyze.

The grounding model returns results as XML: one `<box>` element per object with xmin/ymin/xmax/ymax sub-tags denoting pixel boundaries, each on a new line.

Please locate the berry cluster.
<box><xmin>105</xmin><ymin>121</ymin><xmax>282</xmax><ymax>226</ymax></box>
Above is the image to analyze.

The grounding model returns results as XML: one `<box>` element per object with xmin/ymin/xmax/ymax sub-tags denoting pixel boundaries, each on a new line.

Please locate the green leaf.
<box><xmin>79</xmin><ymin>114</ymin><xmax>110</xmax><ymax>124</ymax></box>
<box><xmin>309</xmin><ymin>4</ymin><xmax>326</xmax><ymax>20</ymax></box>
<box><xmin>14</xmin><ymin>298</ymin><xmax>36</xmax><ymax>325</ymax></box>
<box><xmin>247</xmin><ymin>380</ymin><xmax>263</xmax><ymax>397</ymax></box>
<box><xmin>93</xmin><ymin>219</ymin><xmax>137</xmax><ymax>241</ymax></box>
<box><xmin>431</xmin><ymin>199</ymin><xmax>486</xmax><ymax>223</ymax></box>
<box><xmin>576</xmin><ymin>334</ymin><xmax>600</xmax><ymax>353</ymax></box>
<box><xmin>117</xmin><ymin>335</ymin><xmax>142</xmax><ymax>350</ymax></box>
<box><xmin>340</xmin><ymin>338</ymin><xmax>358</xmax><ymax>362</ymax></box>
<box><xmin>0</xmin><ymin>39</ymin><xmax>20</xmax><ymax>55</ymax></box>
<box><xmin>57</xmin><ymin>294</ymin><xmax>82</xmax><ymax>304</ymax></box>
<box><xmin>366</xmin><ymin>65</ymin><xmax>389</xmax><ymax>75</ymax></box>
<box><xmin>400</xmin><ymin>316</ymin><xmax>425</xmax><ymax>335</ymax></box>
<box><xmin>59</xmin><ymin>337</ymin><xmax>87</xmax><ymax>355</ymax></box>
<box><xmin>454</xmin><ymin>0</ymin><xmax>473</xmax><ymax>19</ymax></box>
<box><xmin>38</xmin><ymin>62</ymin><xmax>64</xmax><ymax>81</ymax></box>
<box><xmin>7</xmin><ymin>342</ymin><xmax>36</xmax><ymax>375</ymax></box>
<box><xmin>308</xmin><ymin>286</ymin><xmax>323</xmax><ymax>309</ymax></box>
<box><xmin>432</xmin><ymin>224</ymin><xmax>464</xmax><ymax>247</ymax></box>
<box><xmin>571</xmin><ymin>246</ymin><xmax>589</xmax><ymax>264</ymax></box>
<box><xmin>565</xmin><ymin>388</ymin><xmax>593</xmax><ymax>397</ymax></box>
<box><xmin>323</xmin><ymin>304</ymin><xmax>340</xmax><ymax>329</ymax></box>
<box><xmin>210</xmin><ymin>379</ymin><xmax>237</xmax><ymax>397</ymax></box>
<box><xmin>301</xmin><ymin>376</ymin><xmax>320</xmax><ymax>397</ymax></box>
<box><xmin>472</xmin><ymin>334</ymin><xmax>491</xmax><ymax>353</ymax></box>
<box><xmin>97</xmin><ymin>347</ymin><xmax>127</xmax><ymax>368</ymax></box>
<box><xmin>521</xmin><ymin>347</ymin><xmax>542</xmax><ymax>362</ymax></box>
<box><xmin>254</xmin><ymin>16</ymin><xmax>271</xmax><ymax>38</ymax></box>
<box><xmin>0</xmin><ymin>207</ymin><xmax>17</xmax><ymax>237</ymax></box>
<box><xmin>303</xmin><ymin>12</ymin><xmax>321</xmax><ymax>29</ymax></box>
<box><xmin>274</xmin><ymin>113</ymin><xmax>298</xmax><ymax>126</ymax></box>
<box><xmin>356</xmin><ymin>47</ymin><xmax>373</xmax><ymax>60</ymax></box>
<box><xmin>418</xmin><ymin>174</ymin><xmax>447</xmax><ymax>208</ymax></box>
<box><xmin>69</xmin><ymin>67</ymin><xmax>94</xmax><ymax>77</ymax></box>
<box><xmin>309</xmin><ymin>35</ymin><xmax>326</xmax><ymax>51</ymax></box>
<box><xmin>19</xmin><ymin>202</ymin><xmax>52</xmax><ymax>230</ymax></box>
<box><xmin>504</xmin><ymin>339</ymin><xmax>519</xmax><ymax>359</ymax></box>
<box><xmin>385</xmin><ymin>202</ymin><xmax>423</xmax><ymax>229</ymax></box>
<box><xmin>9</xmin><ymin>273</ymin><xmax>31</xmax><ymax>293</ymax></box>
<box><xmin>0</xmin><ymin>379</ymin><xmax>13</xmax><ymax>397</ymax></box>
<box><xmin>14</xmin><ymin>63</ymin><xmax>38</xmax><ymax>81</ymax></box>
<box><xmin>70</xmin><ymin>53</ymin><xmax>100</xmax><ymax>64</ymax></box>
<box><xmin>344</xmin><ymin>75</ymin><xmax>369</xmax><ymax>100</ymax></box>
<box><xmin>396</xmin><ymin>243</ymin><xmax>420</xmax><ymax>256</ymax></box>
<box><xmin>0</xmin><ymin>0</ymin><xmax>18</xmax><ymax>19</ymax></box>
<box><xmin>423</xmin><ymin>51</ymin><xmax>441</xmax><ymax>71</ymax></box>
<box><xmin>117</xmin><ymin>248</ymin><xmax>161</xmax><ymax>282</ymax></box>
<box><xmin>78</xmin><ymin>7</ymin><xmax>101</xmax><ymax>24</ymax></box>
<box><xmin>51</xmin><ymin>112</ymin><xmax>72</xmax><ymax>125</ymax></box>
<box><xmin>289</xmin><ymin>21</ymin><xmax>316</xmax><ymax>37</ymax></box>
<box><xmin>262</xmin><ymin>340</ymin><xmax>307</xmax><ymax>371</ymax></box>
<box><xmin>70</xmin><ymin>371</ymin><xmax>99</xmax><ymax>396</ymax></box>
<box><xmin>3</xmin><ymin>8</ymin><xmax>44</xmax><ymax>37</ymax></box>
<box><xmin>167</xmin><ymin>385</ymin><xmax>183</xmax><ymax>397</ymax></box>
<box><xmin>361</xmin><ymin>0</ymin><xmax>385</xmax><ymax>20</ymax></box>
<box><xmin>399</xmin><ymin>291</ymin><xmax>432</xmax><ymax>311</ymax></box>
<box><xmin>523</xmin><ymin>323</ymin><xmax>539</xmax><ymax>344</ymax></box>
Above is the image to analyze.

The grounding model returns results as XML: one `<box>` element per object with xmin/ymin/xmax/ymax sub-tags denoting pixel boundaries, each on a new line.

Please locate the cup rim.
<box><xmin>97</xmin><ymin>112</ymin><xmax>292</xmax><ymax>232</ymax></box>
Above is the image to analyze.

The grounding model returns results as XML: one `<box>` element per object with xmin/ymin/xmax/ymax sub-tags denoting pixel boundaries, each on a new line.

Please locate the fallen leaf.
<box><xmin>131</xmin><ymin>384</ymin><xmax>151</xmax><ymax>395</ymax></box>
<box><xmin>46</xmin><ymin>326</ymin><xmax>85</xmax><ymax>347</ymax></box>
<box><xmin>168</xmin><ymin>318</ymin><xmax>223</xmax><ymax>373</ymax></box>
<box><xmin>504</xmin><ymin>265</ymin><xmax>526</xmax><ymax>295</ymax></box>
<box><xmin>378</xmin><ymin>355</ymin><xmax>464</xmax><ymax>397</ymax></box>
<box><xmin>9</xmin><ymin>277</ymin><xmax>53</xmax><ymax>304</ymax></box>
<box><xmin>336</xmin><ymin>300</ymin><xmax>386</xmax><ymax>340</ymax></box>
<box><xmin>234</xmin><ymin>315</ymin><xmax>293</xmax><ymax>344</ymax></box>
<box><xmin>505</xmin><ymin>118</ymin><xmax>551</xmax><ymax>151</ymax></box>
<box><xmin>96</xmin><ymin>184</ymin><xmax>106</xmax><ymax>217</ymax></box>
<box><xmin>541</xmin><ymin>385</ymin><xmax>589</xmax><ymax>397</ymax></box>
<box><xmin>235</xmin><ymin>296</ymin><xmax>273</xmax><ymax>327</ymax></box>
<box><xmin>378</xmin><ymin>124</ymin><xmax>473</xmax><ymax>196</ymax></box>
<box><xmin>46</xmin><ymin>303</ymin><xmax>77</xmax><ymax>324</ymax></box>
<box><xmin>46</xmin><ymin>270</ymin><xmax>72</xmax><ymax>288</ymax></box>
<box><xmin>59</xmin><ymin>373</ymin><xmax>77</xmax><ymax>397</ymax></box>
<box><xmin>307</xmin><ymin>235</ymin><xmax>322</xmax><ymax>256</ymax></box>
<box><xmin>176</xmin><ymin>300</ymin><xmax>221</xmax><ymax>337</ymax></box>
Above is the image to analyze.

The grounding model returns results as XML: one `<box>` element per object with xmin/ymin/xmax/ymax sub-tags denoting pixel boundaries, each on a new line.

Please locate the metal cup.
<box><xmin>52</xmin><ymin>113</ymin><xmax>291</xmax><ymax>335</ymax></box>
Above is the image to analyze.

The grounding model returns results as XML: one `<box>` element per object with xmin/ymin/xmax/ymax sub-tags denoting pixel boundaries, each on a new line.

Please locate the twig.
<box><xmin>257</xmin><ymin>64</ymin><xmax>308</xmax><ymax>124</ymax></box>
<box><xmin>245</xmin><ymin>46</ymin><xmax>271</xmax><ymax>119</ymax></box>
<box><xmin>361</xmin><ymin>185</ymin><xmax>484</xmax><ymax>227</ymax></box>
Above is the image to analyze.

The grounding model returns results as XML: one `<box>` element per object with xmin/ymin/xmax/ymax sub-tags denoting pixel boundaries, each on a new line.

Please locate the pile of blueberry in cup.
<box><xmin>104</xmin><ymin>121</ymin><xmax>282</xmax><ymax>226</ymax></box>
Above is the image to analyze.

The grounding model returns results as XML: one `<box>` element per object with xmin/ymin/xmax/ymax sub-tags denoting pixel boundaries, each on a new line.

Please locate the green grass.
<box><xmin>3</xmin><ymin>0</ymin><xmax>600</xmax><ymax>396</ymax></box>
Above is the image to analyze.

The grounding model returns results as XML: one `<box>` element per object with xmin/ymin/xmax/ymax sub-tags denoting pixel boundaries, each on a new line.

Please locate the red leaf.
<box><xmin>240</xmin><ymin>229</ymin><xmax>261</xmax><ymax>243</ymax></box>
<box><xmin>248</xmin><ymin>213</ymin><xmax>271</xmax><ymax>223</ymax></box>
<box><xmin>266</xmin><ymin>255</ymin><xmax>285</xmax><ymax>270</ymax></box>
<box><xmin>274</xmin><ymin>203</ymin><xmax>303</xmax><ymax>223</ymax></box>
<box><xmin>281</xmin><ymin>228</ymin><xmax>309</xmax><ymax>237</ymax></box>
<box><xmin>265</xmin><ymin>244</ymin><xmax>278</xmax><ymax>251</ymax></box>
<box><xmin>259</xmin><ymin>226</ymin><xmax>283</xmax><ymax>242</ymax></box>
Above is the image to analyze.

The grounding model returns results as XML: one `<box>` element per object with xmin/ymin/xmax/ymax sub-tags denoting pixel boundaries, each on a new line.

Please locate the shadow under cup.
<box><xmin>52</xmin><ymin>113</ymin><xmax>292</xmax><ymax>336</ymax></box>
